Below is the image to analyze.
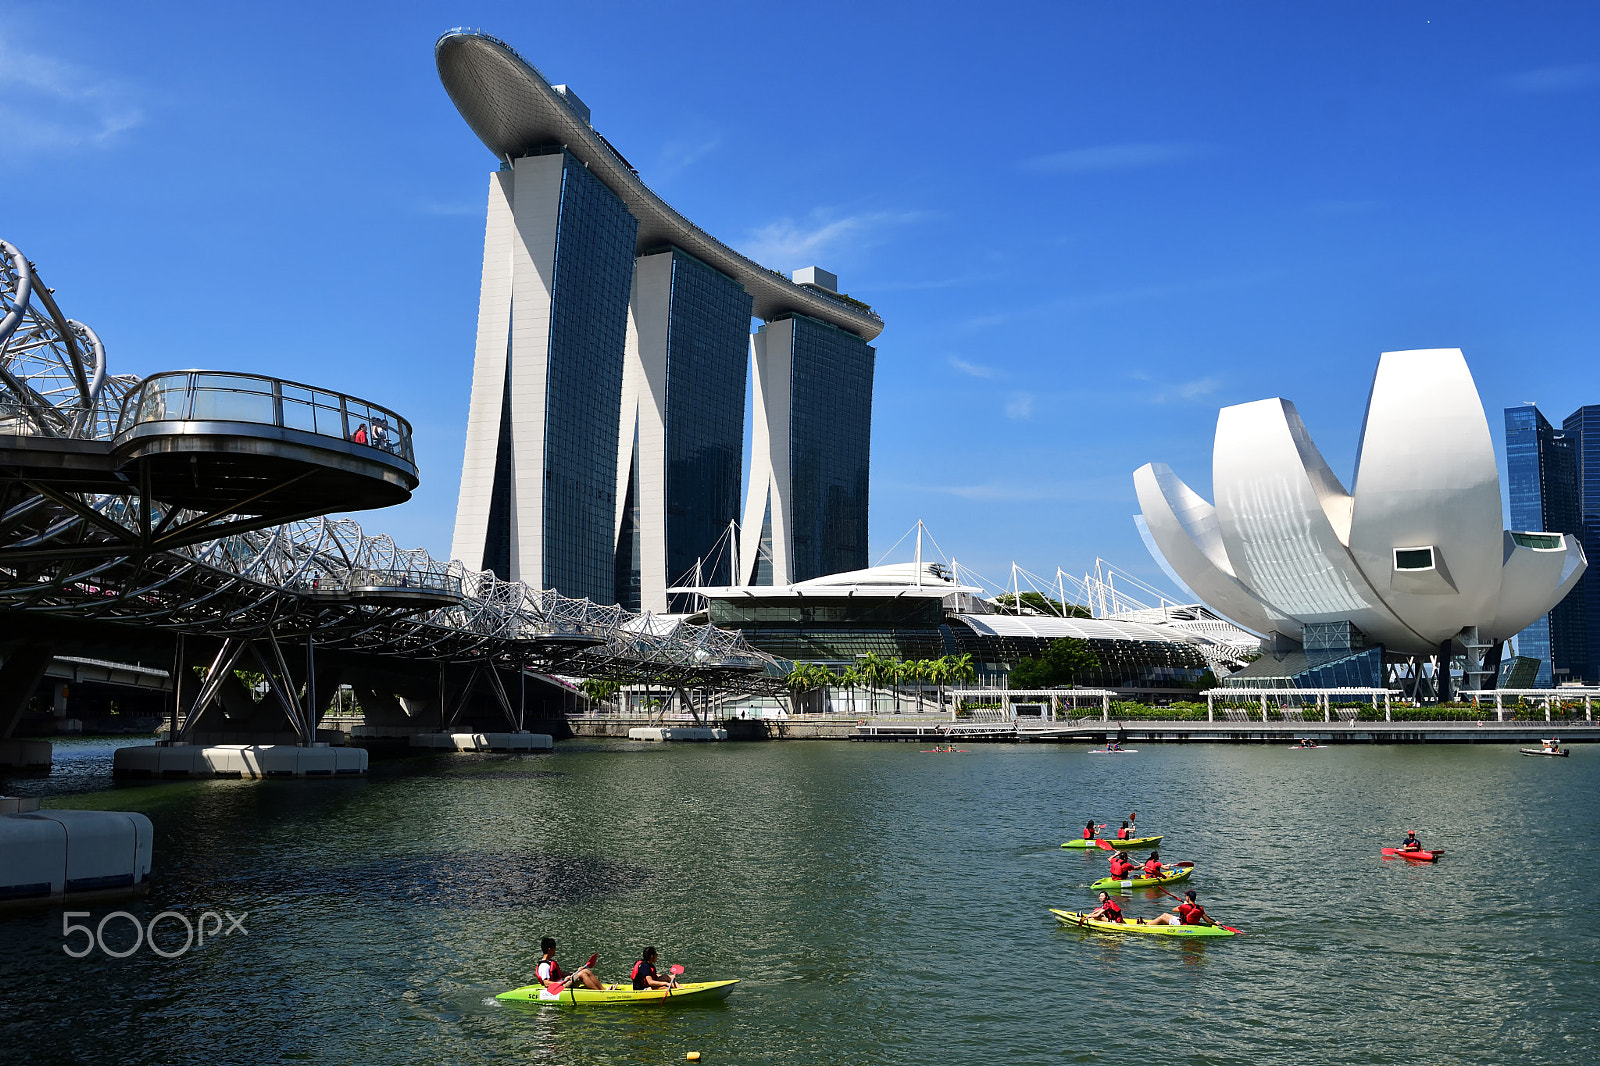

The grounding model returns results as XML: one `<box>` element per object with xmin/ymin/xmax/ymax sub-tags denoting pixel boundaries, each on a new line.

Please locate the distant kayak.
<box><xmin>1050</xmin><ymin>908</ymin><xmax>1235</xmax><ymax>937</ymax></box>
<box><xmin>1062</xmin><ymin>835</ymin><xmax>1163</xmax><ymax>850</ymax></box>
<box><xmin>1088</xmin><ymin>748</ymin><xmax>1138</xmax><ymax>754</ymax></box>
<box><xmin>1289</xmin><ymin>743</ymin><xmax>1326</xmax><ymax>750</ymax></box>
<box><xmin>1089</xmin><ymin>864</ymin><xmax>1194</xmax><ymax>891</ymax></box>
<box><xmin>1381</xmin><ymin>847</ymin><xmax>1442</xmax><ymax>863</ymax></box>
<box><xmin>496</xmin><ymin>980</ymin><xmax>738</xmax><ymax>1006</ymax></box>
<box><xmin>919</xmin><ymin>749</ymin><xmax>969</xmax><ymax>753</ymax></box>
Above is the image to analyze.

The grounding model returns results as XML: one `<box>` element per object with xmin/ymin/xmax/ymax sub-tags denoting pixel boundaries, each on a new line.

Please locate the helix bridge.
<box><xmin>0</xmin><ymin>239</ymin><xmax>783</xmax><ymax>743</ymax></box>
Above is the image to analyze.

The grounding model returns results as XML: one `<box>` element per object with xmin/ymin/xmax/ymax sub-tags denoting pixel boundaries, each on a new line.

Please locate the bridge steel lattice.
<box><xmin>0</xmin><ymin>239</ymin><xmax>784</xmax><ymax>743</ymax></box>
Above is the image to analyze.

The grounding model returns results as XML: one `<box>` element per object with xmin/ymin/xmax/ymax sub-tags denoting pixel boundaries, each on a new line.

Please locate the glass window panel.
<box><xmin>281</xmin><ymin>397</ymin><xmax>317</xmax><ymax>433</ymax></box>
<box><xmin>191</xmin><ymin>373</ymin><xmax>268</xmax><ymax>394</ymax></box>
<box><xmin>190</xmin><ymin>388</ymin><xmax>276</xmax><ymax>424</ymax></box>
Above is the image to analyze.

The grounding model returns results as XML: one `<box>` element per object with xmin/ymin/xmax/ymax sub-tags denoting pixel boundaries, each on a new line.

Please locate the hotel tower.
<box><xmin>436</xmin><ymin>30</ymin><xmax>883</xmax><ymax>606</ymax></box>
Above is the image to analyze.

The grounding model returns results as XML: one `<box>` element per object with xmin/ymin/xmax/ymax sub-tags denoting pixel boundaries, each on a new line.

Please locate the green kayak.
<box><xmin>1062</xmin><ymin>834</ymin><xmax>1162</xmax><ymax>850</ymax></box>
<box><xmin>1050</xmin><ymin>908</ymin><xmax>1235</xmax><ymax>937</ymax></box>
<box><xmin>1089</xmin><ymin>864</ymin><xmax>1194</xmax><ymax>891</ymax></box>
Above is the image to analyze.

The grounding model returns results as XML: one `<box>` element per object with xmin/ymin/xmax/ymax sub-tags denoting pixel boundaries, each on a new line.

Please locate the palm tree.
<box><xmin>836</xmin><ymin>663</ymin><xmax>863</xmax><ymax>716</ymax></box>
<box><xmin>942</xmin><ymin>653</ymin><xmax>976</xmax><ymax>716</ymax></box>
<box><xmin>855</xmin><ymin>652</ymin><xmax>891</xmax><ymax>715</ymax></box>
<box><xmin>784</xmin><ymin>663</ymin><xmax>835</xmax><ymax>715</ymax></box>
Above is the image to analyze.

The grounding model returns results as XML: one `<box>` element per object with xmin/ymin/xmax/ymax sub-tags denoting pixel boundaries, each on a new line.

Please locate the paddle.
<box><xmin>661</xmin><ymin>963</ymin><xmax>685</xmax><ymax>1003</ymax></box>
<box><xmin>558</xmin><ymin>953</ymin><xmax>599</xmax><ymax>1003</ymax></box>
<box><xmin>1155</xmin><ymin>884</ymin><xmax>1242</xmax><ymax>935</ymax></box>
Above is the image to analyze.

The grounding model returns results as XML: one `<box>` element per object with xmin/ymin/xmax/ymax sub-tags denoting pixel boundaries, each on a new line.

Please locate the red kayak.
<box><xmin>1382</xmin><ymin>847</ymin><xmax>1442</xmax><ymax>862</ymax></box>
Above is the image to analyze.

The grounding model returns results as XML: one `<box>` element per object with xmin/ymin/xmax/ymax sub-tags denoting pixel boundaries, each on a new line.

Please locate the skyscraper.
<box><xmin>615</xmin><ymin>247</ymin><xmax>752</xmax><ymax>611</ymax></box>
<box><xmin>741</xmin><ymin>281</ymin><xmax>876</xmax><ymax>585</ymax></box>
<box><xmin>1562</xmin><ymin>404</ymin><xmax>1600</xmax><ymax>683</ymax></box>
<box><xmin>451</xmin><ymin>149</ymin><xmax>637</xmax><ymax>602</ymax></box>
<box><xmin>1504</xmin><ymin>405</ymin><xmax>1584</xmax><ymax>685</ymax></box>
<box><xmin>436</xmin><ymin>31</ymin><xmax>884</xmax><ymax>603</ymax></box>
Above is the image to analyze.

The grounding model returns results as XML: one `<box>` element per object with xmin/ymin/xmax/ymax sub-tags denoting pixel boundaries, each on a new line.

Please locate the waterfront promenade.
<box><xmin>551</xmin><ymin>711</ymin><xmax>1600</xmax><ymax>745</ymax></box>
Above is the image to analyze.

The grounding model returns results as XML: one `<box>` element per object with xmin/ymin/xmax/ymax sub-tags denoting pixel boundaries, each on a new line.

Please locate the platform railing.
<box><xmin>115</xmin><ymin>370</ymin><xmax>415</xmax><ymax>464</ymax></box>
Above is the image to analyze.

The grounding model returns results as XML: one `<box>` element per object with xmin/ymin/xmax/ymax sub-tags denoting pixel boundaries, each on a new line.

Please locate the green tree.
<box><xmin>993</xmin><ymin>592</ymin><xmax>1092</xmax><ymax>618</ymax></box>
<box><xmin>1008</xmin><ymin>638</ymin><xmax>1100</xmax><ymax>690</ymax></box>
<box><xmin>580</xmin><ymin>677</ymin><xmax>621</xmax><ymax>707</ymax></box>
<box><xmin>784</xmin><ymin>663</ymin><xmax>834</xmax><ymax>714</ymax></box>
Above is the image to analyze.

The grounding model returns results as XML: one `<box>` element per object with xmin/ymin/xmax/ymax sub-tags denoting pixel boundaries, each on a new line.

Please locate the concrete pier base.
<box><xmin>0</xmin><ymin>740</ymin><xmax>53</xmax><ymax>771</ymax></box>
<box><xmin>112</xmin><ymin>743</ymin><xmax>367</xmax><ymax>777</ymax></box>
<box><xmin>1</xmin><ymin>808</ymin><xmax>154</xmax><ymax>906</ymax></box>
<box><xmin>627</xmin><ymin>726</ymin><xmax>728</xmax><ymax>742</ymax></box>
<box><xmin>408</xmin><ymin>732</ymin><xmax>553</xmax><ymax>752</ymax></box>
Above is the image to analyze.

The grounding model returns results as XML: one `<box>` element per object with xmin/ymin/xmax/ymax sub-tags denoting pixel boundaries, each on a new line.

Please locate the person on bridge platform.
<box><xmin>538</xmin><ymin>937</ymin><xmax>601</xmax><ymax>992</ymax></box>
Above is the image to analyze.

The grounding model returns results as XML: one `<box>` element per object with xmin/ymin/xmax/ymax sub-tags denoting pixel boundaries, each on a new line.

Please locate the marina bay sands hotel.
<box><xmin>437</xmin><ymin>30</ymin><xmax>883</xmax><ymax>610</ymax></box>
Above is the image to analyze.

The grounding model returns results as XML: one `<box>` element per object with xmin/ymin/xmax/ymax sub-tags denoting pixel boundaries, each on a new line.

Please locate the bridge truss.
<box><xmin>0</xmin><ymin>239</ymin><xmax>784</xmax><ymax>737</ymax></box>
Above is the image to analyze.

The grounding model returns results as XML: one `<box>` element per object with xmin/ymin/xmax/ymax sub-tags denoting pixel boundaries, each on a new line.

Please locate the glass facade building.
<box><xmin>1562</xmin><ymin>405</ymin><xmax>1600</xmax><ymax>683</ymax></box>
<box><xmin>783</xmin><ymin>313</ymin><xmax>874</xmax><ymax>583</ymax></box>
<box><xmin>466</xmin><ymin>150</ymin><xmax>638</xmax><ymax>601</ymax></box>
<box><xmin>614</xmin><ymin>247</ymin><xmax>751</xmax><ymax>610</ymax></box>
<box><xmin>1504</xmin><ymin>406</ymin><xmax>1584</xmax><ymax>685</ymax></box>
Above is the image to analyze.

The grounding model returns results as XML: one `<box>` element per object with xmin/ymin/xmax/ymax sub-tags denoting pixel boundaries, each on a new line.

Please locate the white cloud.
<box><xmin>653</xmin><ymin>133</ymin><xmax>721</xmax><ymax>180</ymax></box>
<box><xmin>1129</xmin><ymin>371</ymin><xmax>1223</xmax><ymax>404</ymax></box>
<box><xmin>1021</xmin><ymin>142</ymin><xmax>1203</xmax><ymax>175</ymax></box>
<box><xmin>1005</xmin><ymin>392</ymin><xmax>1035</xmax><ymax>419</ymax></box>
<box><xmin>0</xmin><ymin>35</ymin><xmax>143</xmax><ymax>158</ymax></box>
<box><xmin>1502</xmin><ymin>63</ymin><xmax>1600</xmax><ymax>94</ymax></box>
<box><xmin>741</xmin><ymin>210</ymin><xmax>921</xmax><ymax>273</ymax></box>
<box><xmin>948</xmin><ymin>355</ymin><xmax>1001</xmax><ymax>379</ymax></box>
<box><xmin>917</xmin><ymin>482</ymin><xmax>1068</xmax><ymax>502</ymax></box>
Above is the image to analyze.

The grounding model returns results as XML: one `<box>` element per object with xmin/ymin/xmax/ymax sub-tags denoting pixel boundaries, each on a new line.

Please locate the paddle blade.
<box><xmin>1095</xmin><ymin>839</ymin><xmax>1117</xmax><ymax>851</ymax></box>
<box><xmin>1220</xmin><ymin>925</ymin><xmax>1244</xmax><ymax>935</ymax></box>
<box><xmin>669</xmin><ymin>964</ymin><xmax>685</xmax><ymax>975</ymax></box>
<box><xmin>1175</xmin><ymin>861</ymin><xmax>1195</xmax><ymax>869</ymax></box>
<box><xmin>584</xmin><ymin>953</ymin><xmax>598</xmax><ymax>969</ymax></box>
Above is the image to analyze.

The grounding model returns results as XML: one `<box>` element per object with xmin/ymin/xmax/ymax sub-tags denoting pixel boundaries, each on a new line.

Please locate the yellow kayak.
<box><xmin>1050</xmin><ymin>908</ymin><xmax>1236</xmax><ymax>937</ymax></box>
<box><xmin>1089</xmin><ymin>864</ymin><xmax>1193</xmax><ymax>891</ymax></box>
<box><xmin>496</xmin><ymin>979</ymin><xmax>739</xmax><ymax>1006</ymax></box>
<box><xmin>1062</xmin><ymin>835</ymin><xmax>1162</xmax><ymax>850</ymax></box>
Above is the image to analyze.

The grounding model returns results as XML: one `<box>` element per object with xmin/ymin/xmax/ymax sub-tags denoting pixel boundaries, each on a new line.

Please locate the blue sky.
<box><xmin>5</xmin><ymin>1</ymin><xmax>1599</xmax><ymax>601</ymax></box>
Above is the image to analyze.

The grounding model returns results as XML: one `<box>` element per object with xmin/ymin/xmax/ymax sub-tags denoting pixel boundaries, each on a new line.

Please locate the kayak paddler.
<box><xmin>1149</xmin><ymin>889</ymin><xmax>1213</xmax><ymax>927</ymax></box>
<box><xmin>1141</xmin><ymin>851</ymin><xmax>1164</xmax><ymax>879</ymax></box>
<box><xmin>1399</xmin><ymin>830</ymin><xmax>1423</xmax><ymax>853</ymax></box>
<box><xmin>1116</xmin><ymin>820</ymin><xmax>1132</xmax><ymax>840</ymax></box>
<box><xmin>1086</xmin><ymin>891</ymin><xmax>1126</xmax><ymax>923</ymax></box>
<box><xmin>631</xmin><ymin>946</ymin><xmax>673</xmax><ymax>991</ymax></box>
<box><xmin>1082</xmin><ymin>819</ymin><xmax>1097</xmax><ymax>840</ymax></box>
<box><xmin>1107</xmin><ymin>851</ymin><xmax>1136</xmax><ymax>879</ymax></box>
<box><xmin>537</xmin><ymin>937</ymin><xmax>602</xmax><ymax>992</ymax></box>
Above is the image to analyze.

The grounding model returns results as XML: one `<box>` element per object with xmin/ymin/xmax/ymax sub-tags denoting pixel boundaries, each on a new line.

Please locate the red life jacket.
<box><xmin>1110</xmin><ymin>857</ymin><xmax>1134</xmax><ymax>877</ymax></box>
<box><xmin>1099</xmin><ymin>898</ymin><xmax>1124</xmax><ymax>921</ymax></box>
<box><xmin>1143</xmin><ymin>859</ymin><xmax>1163</xmax><ymax>877</ymax></box>
<box><xmin>540</xmin><ymin>958</ymin><xmax>566</xmax><ymax>992</ymax></box>
<box><xmin>1178</xmin><ymin>902</ymin><xmax>1207</xmax><ymax>925</ymax></box>
<box><xmin>1117</xmin><ymin>827</ymin><xmax>1130</xmax><ymax>839</ymax></box>
<box><xmin>1083</xmin><ymin>826</ymin><xmax>1094</xmax><ymax>839</ymax></box>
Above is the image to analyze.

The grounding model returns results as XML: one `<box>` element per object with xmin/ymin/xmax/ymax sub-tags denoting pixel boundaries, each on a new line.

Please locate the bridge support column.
<box><xmin>0</xmin><ymin>645</ymin><xmax>53</xmax><ymax>739</ymax></box>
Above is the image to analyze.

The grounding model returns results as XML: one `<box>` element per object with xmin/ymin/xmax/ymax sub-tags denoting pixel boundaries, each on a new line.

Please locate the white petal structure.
<box><xmin>1135</xmin><ymin>349</ymin><xmax>1587</xmax><ymax>657</ymax></box>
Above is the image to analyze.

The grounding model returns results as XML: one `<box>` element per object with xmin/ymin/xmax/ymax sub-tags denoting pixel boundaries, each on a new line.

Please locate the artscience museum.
<box><xmin>1134</xmin><ymin>348</ymin><xmax>1587</xmax><ymax>697</ymax></box>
